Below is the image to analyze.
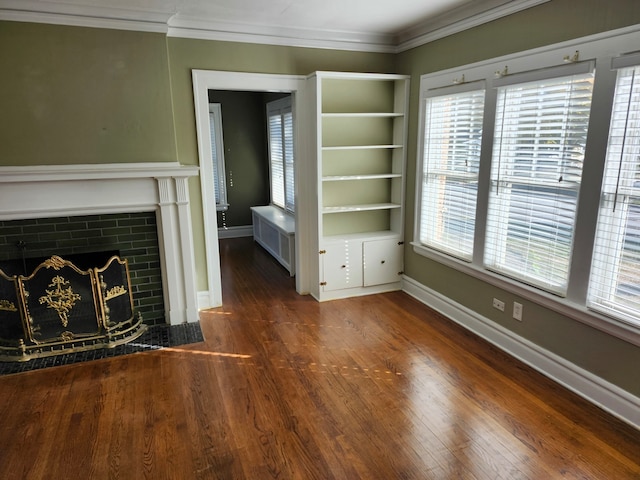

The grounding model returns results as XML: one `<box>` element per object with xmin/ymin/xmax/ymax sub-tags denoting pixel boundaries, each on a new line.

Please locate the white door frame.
<box><xmin>192</xmin><ymin>69</ymin><xmax>311</xmax><ymax>307</ymax></box>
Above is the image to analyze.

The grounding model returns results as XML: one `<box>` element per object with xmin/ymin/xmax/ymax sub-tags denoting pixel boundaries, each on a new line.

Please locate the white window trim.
<box><xmin>208</xmin><ymin>103</ymin><xmax>229</xmax><ymax>212</ymax></box>
<box><xmin>412</xmin><ymin>25</ymin><xmax>640</xmax><ymax>346</ymax></box>
<box><xmin>266</xmin><ymin>96</ymin><xmax>295</xmax><ymax>214</ymax></box>
<box><xmin>419</xmin><ymin>83</ymin><xmax>486</xmax><ymax>261</ymax></box>
<box><xmin>588</xmin><ymin>63</ymin><xmax>640</xmax><ymax>325</ymax></box>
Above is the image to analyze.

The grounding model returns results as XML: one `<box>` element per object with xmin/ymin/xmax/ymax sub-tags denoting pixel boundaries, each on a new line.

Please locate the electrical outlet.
<box><xmin>513</xmin><ymin>302</ymin><xmax>523</xmax><ymax>321</ymax></box>
<box><xmin>492</xmin><ymin>298</ymin><xmax>505</xmax><ymax>312</ymax></box>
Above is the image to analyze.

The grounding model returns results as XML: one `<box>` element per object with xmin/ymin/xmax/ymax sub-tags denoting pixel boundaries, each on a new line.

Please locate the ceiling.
<box><xmin>0</xmin><ymin>0</ymin><xmax>548</xmax><ymax>52</ymax></box>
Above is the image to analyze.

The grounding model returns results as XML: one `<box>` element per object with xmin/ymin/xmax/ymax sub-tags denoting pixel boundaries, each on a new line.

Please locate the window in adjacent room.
<box><xmin>209</xmin><ymin>103</ymin><xmax>228</xmax><ymax>211</ymax></box>
<box><xmin>267</xmin><ymin>96</ymin><xmax>295</xmax><ymax>213</ymax></box>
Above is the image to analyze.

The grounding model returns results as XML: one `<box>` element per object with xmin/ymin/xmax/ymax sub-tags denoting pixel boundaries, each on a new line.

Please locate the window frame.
<box><xmin>412</xmin><ymin>26</ymin><xmax>640</xmax><ymax>346</ymax></box>
<box><xmin>266</xmin><ymin>96</ymin><xmax>295</xmax><ymax>214</ymax></box>
<box><xmin>588</xmin><ymin>60</ymin><xmax>640</xmax><ymax>327</ymax></box>
<box><xmin>484</xmin><ymin>65</ymin><xmax>595</xmax><ymax>295</ymax></box>
<box><xmin>417</xmin><ymin>82</ymin><xmax>486</xmax><ymax>261</ymax></box>
<box><xmin>208</xmin><ymin>103</ymin><xmax>229</xmax><ymax>212</ymax></box>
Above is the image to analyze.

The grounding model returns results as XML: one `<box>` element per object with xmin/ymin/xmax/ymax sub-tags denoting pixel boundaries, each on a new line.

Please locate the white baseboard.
<box><xmin>402</xmin><ymin>275</ymin><xmax>640</xmax><ymax>430</ymax></box>
<box><xmin>218</xmin><ymin>225</ymin><xmax>253</xmax><ymax>239</ymax></box>
<box><xmin>197</xmin><ymin>291</ymin><xmax>215</xmax><ymax>311</ymax></box>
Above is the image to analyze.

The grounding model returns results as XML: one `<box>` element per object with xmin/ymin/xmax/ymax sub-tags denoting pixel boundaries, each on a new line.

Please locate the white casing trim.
<box><xmin>191</xmin><ymin>69</ymin><xmax>312</xmax><ymax>304</ymax></box>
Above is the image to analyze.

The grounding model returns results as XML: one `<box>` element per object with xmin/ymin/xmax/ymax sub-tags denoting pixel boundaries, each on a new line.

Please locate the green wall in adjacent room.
<box><xmin>0</xmin><ymin>21</ymin><xmax>176</xmax><ymax>165</ymax></box>
<box><xmin>395</xmin><ymin>0</ymin><xmax>640</xmax><ymax>396</ymax></box>
<box><xmin>208</xmin><ymin>90</ymin><xmax>271</xmax><ymax>229</ymax></box>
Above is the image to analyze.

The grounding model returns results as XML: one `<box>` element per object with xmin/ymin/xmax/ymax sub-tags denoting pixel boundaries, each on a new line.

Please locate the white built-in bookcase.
<box><xmin>309</xmin><ymin>72</ymin><xmax>409</xmax><ymax>301</ymax></box>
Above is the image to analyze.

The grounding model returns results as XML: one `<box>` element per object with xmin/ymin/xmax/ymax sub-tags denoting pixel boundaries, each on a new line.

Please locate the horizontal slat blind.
<box><xmin>268</xmin><ymin>112</ymin><xmax>285</xmax><ymax>209</ymax></box>
<box><xmin>485</xmin><ymin>71</ymin><xmax>594</xmax><ymax>293</ymax></box>
<box><xmin>209</xmin><ymin>109</ymin><xmax>226</xmax><ymax>205</ymax></box>
<box><xmin>589</xmin><ymin>65</ymin><xmax>640</xmax><ymax>326</ymax></box>
<box><xmin>284</xmin><ymin>110</ymin><xmax>295</xmax><ymax>213</ymax></box>
<box><xmin>419</xmin><ymin>89</ymin><xmax>485</xmax><ymax>260</ymax></box>
<box><xmin>267</xmin><ymin>98</ymin><xmax>295</xmax><ymax>214</ymax></box>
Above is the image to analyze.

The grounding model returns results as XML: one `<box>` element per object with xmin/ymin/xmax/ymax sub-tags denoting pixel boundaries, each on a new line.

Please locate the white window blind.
<box><xmin>485</xmin><ymin>69</ymin><xmax>594</xmax><ymax>294</ymax></box>
<box><xmin>419</xmin><ymin>87</ymin><xmax>485</xmax><ymax>260</ymax></box>
<box><xmin>589</xmin><ymin>64</ymin><xmax>640</xmax><ymax>326</ymax></box>
<box><xmin>268</xmin><ymin>112</ymin><xmax>285</xmax><ymax>208</ymax></box>
<box><xmin>284</xmin><ymin>110</ymin><xmax>294</xmax><ymax>213</ymax></box>
<box><xmin>209</xmin><ymin>104</ymin><xmax>228</xmax><ymax>210</ymax></box>
<box><xmin>267</xmin><ymin>97</ymin><xmax>295</xmax><ymax>213</ymax></box>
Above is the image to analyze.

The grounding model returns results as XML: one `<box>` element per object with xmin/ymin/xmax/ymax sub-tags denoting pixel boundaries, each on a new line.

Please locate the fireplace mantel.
<box><xmin>0</xmin><ymin>162</ymin><xmax>200</xmax><ymax>325</ymax></box>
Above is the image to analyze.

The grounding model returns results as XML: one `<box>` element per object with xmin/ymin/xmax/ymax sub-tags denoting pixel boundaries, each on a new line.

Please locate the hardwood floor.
<box><xmin>0</xmin><ymin>237</ymin><xmax>638</xmax><ymax>479</ymax></box>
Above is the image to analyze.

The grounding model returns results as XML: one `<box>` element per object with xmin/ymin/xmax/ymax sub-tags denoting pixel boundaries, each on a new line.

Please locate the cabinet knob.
<box><xmin>381</xmin><ymin>260</ymin><xmax>385</xmax><ymax>264</ymax></box>
<box><xmin>341</xmin><ymin>265</ymin><xmax>346</xmax><ymax>269</ymax></box>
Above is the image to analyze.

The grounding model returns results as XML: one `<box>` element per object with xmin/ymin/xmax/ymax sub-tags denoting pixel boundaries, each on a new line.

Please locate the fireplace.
<box><xmin>0</xmin><ymin>254</ymin><xmax>146</xmax><ymax>361</ymax></box>
<box><xmin>0</xmin><ymin>213</ymin><xmax>164</xmax><ymax>325</ymax></box>
<box><xmin>0</xmin><ymin>163</ymin><xmax>200</xmax><ymax>326</ymax></box>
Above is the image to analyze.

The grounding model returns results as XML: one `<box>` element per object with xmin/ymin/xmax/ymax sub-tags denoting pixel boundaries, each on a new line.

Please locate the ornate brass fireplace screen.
<box><xmin>0</xmin><ymin>255</ymin><xmax>146</xmax><ymax>362</ymax></box>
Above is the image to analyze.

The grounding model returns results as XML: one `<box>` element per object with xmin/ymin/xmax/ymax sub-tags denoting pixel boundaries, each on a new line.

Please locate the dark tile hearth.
<box><xmin>0</xmin><ymin>322</ymin><xmax>204</xmax><ymax>376</ymax></box>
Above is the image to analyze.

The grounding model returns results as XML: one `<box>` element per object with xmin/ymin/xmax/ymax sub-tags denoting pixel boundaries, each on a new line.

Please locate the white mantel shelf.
<box><xmin>0</xmin><ymin>162</ymin><xmax>201</xmax><ymax>326</ymax></box>
<box><xmin>0</xmin><ymin>162</ymin><xmax>199</xmax><ymax>182</ymax></box>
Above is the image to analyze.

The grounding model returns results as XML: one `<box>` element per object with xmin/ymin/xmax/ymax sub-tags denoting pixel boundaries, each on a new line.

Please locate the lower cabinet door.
<box><xmin>321</xmin><ymin>240</ymin><xmax>363</xmax><ymax>292</ymax></box>
<box><xmin>363</xmin><ymin>239</ymin><xmax>403</xmax><ymax>287</ymax></box>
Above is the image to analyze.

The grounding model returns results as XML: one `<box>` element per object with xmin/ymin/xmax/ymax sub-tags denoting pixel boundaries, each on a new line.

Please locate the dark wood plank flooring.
<box><xmin>0</xmin><ymin>236</ymin><xmax>638</xmax><ymax>479</ymax></box>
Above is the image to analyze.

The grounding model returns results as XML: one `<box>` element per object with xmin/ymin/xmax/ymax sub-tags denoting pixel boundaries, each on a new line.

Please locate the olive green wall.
<box><xmin>396</xmin><ymin>0</ymin><xmax>640</xmax><ymax>395</ymax></box>
<box><xmin>167</xmin><ymin>37</ymin><xmax>395</xmax><ymax>169</ymax></box>
<box><xmin>0</xmin><ymin>22</ymin><xmax>176</xmax><ymax>165</ymax></box>
<box><xmin>208</xmin><ymin>90</ymin><xmax>271</xmax><ymax>228</ymax></box>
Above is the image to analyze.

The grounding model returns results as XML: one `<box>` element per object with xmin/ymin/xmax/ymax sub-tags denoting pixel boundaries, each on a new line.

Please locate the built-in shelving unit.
<box><xmin>308</xmin><ymin>71</ymin><xmax>409</xmax><ymax>301</ymax></box>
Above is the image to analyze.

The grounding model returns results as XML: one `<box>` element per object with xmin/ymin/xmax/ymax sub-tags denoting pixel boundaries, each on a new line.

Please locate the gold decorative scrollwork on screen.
<box><xmin>38</xmin><ymin>275</ymin><xmax>81</xmax><ymax>328</ymax></box>
<box><xmin>105</xmin><ymin>285</ymin><xmax>127</xmax><ymax>301</ymax></box>
<box><xmin>0</xmin><ymin>299</ymin><xmax>17</xmax><ymax>312</ymax></box>
<box><xmin>42</xmin><ymin>256</ymin><xmax>67</xmax><ymax>270</ymax></box>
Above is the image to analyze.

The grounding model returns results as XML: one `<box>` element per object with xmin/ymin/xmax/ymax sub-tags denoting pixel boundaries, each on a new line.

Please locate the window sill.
<box><xmin>411</xmin><ymin>242</ymin><xmax>640</xmax><ymax>347</ymax></box>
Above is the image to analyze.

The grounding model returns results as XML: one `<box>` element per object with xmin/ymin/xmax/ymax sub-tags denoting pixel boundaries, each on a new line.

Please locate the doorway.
<box><xmin>192</xmin><ymin>70</ymin><xmax>311</xmax><ymax>307</ymax></box>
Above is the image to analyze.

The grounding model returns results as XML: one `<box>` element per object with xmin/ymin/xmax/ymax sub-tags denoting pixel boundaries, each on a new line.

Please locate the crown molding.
<box><xmin>167</xmin><ymin>15</ymin><xmax>396</xmax><ymax>53</ymax></box>
<box><xmin>0</xmin><ymin>0</ymin><xmax>171</xmax><ymax>33</ymax></box>
<box><xmin>0</xmin><ymin>0</ymin><xmax>551</xmax><ymax>52</ymax></box>
<box><xmin>396</xmin><ymin>0</ymin><xmax>550</xmax><ymax>52</ymax></box>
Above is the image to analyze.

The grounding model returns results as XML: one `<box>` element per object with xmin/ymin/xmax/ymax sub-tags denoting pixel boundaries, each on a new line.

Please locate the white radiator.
<box><xmin>251</xmin><ymin>206</ymin><xmax>295</xmax><ymax>276</ymax></box>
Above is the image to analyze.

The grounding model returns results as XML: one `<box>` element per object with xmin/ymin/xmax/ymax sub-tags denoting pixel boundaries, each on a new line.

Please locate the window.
<box><xmin>485</xmin><ymin>67</ymin><xmax>594</xmax><ymax>294</ymax></box>
<box><xmin>419</xmin><ymin>86</ymin><xmax>485</xmax><ymax>260</ymax></box>
<box><xmin>209</xmin><ymin>103</ymin><xmax>228</xmax><ymax>211</ymax></box>
<box><xmin>267</xmin><ymin>96</ymin><xmax>295</xmax><ymax>213</ymax></box>
<box><xmin>589</xmin><ymin>62</ymin><xmax>640</xmax><ymax>327</ymax></box>
<box><xmin>413</xmin><ymin>27</ymin><xmax>640</xmax><ymax>341</ymax></box>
